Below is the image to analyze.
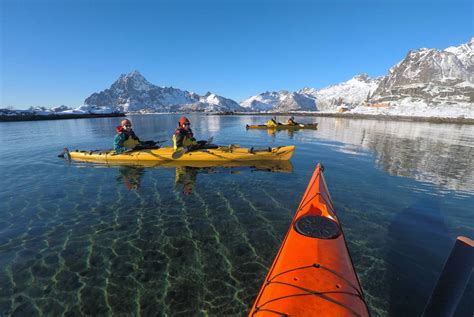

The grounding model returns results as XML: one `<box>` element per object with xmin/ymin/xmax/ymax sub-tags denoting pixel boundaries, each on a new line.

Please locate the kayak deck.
<box><xmin>68</xmin><ymin>145</ymin><xmax>295</xmax><ymax>163</ymax></box>
<box><xmin>249</xmin><ymin>163</ymin><xmax>369</xmax><ymax>316</ymax></box>
<box><xmin>246</xmin><ymin>123</ymin><xmax>318</xmax><ymax>130</ymax></box>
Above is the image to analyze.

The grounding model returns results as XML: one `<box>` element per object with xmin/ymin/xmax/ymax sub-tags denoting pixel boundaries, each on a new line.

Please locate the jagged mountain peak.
<box><xmin>112</xmin><ymin>70</ymin><xmax>154</xmax><ymax>91</ymax></box>
<box><xmin>444</xmin><ymin>37</ymin><xmax>474</xmax><ymax>52</ymax></box>
<box><xmin>444</xmin><ymin>37</ymin><xmax>473</xmax><ymax>71</ymax></box>
<box><xmin>371</xmin><ymin>38</ymin><xmax>473</xmax><ymax>105</ymax></box>
<box><xmin>85</xmin><ymin>72</ymin><xmax>242</xmax><ymax>113</ymax></box>
<box><xmin>119</xmin><ymin>70</ymin><xmax>143</xmax><ymax>78</ymax></box>
<box><xmin>352</xmin><ymin>73</ymin><xmax>370</xmax><ymax>82</ymax></box>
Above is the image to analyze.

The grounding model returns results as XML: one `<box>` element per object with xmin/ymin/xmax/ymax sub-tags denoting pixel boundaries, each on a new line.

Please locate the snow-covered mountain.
<box><xmin>180</xmin><ymin>92</ymin><xmax>242</xmax><ymax>112</ymax></box>
<box><xmin>0</xmin><ymin>104</ymin><xmax>119</xmax><ymax>119</ymax></box>
<box><xmin>84</xmin><ymin>71</ymin><xmax>243</xmax><ymax>113</ymax></box>
<box><xmin>300</xmin><ymin>74</ymin><xmax>382</xmax><ymax>111</ymax></box>
<box><xmin>10</xmin><ymin>38</ymin><xmax>470</xmax><ymax>117</ymax></box>
<box><xmin>240</xmin><ymin>90</ymin><xmax>317</xmax><ymax>112</ymax></box>
<box><xmin>241</xmin><ymin>74</ymin><xmax>380</xmax><ymax>112</ymax></box>
<box><xmin>241</xmin><ymin>38</ymin><xmax>473</xmax><ymax>116</ymax></box>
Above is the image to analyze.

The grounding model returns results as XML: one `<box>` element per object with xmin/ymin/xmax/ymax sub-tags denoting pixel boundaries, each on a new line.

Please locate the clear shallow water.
<box><xmin>0</xmin><ymin>114</ymin><xmax>473</xmax><ymax>316</ymax></box>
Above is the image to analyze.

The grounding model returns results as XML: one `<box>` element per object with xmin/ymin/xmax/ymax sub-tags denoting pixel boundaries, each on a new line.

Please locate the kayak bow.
<box><xmin>249</xmin><ymin>163</ymin><xmax>369</xmax><ymax>317</ymax></box>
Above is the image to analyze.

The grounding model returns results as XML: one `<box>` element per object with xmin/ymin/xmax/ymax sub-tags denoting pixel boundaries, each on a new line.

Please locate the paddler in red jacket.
<box><xmin>173</xmin><ymin>117</ymin><xmax>198</xmax><ymax>151</ymax></box>
<box><xmin>113</xmin><ymin>119</ymin><xmax>155</xmax><ymax>153</ymax></box>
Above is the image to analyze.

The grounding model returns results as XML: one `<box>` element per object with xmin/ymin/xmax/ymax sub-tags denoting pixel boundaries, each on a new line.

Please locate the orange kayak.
<box><xmin>249</xmin><ymin>163</ymin><xmax>369</xmax><ymax>316</ymax></box>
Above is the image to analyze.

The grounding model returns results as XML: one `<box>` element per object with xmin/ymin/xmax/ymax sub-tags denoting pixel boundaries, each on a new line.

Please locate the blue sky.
<box><xmin>1</xmin><ymin>0</ymin><xmax>472</xmax><ymax>109</ymax></box>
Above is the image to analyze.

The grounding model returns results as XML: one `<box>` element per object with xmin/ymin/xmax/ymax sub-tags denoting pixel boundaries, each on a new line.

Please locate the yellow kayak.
<box><xmin>67</xmin><ymin>145</ymin><xmax>295</xmax><ymax>163</ymax></box>
<box><xmin>246</xmin><ymin>123</ymin><xmax>318</xmax><ymax>130</ymax></box>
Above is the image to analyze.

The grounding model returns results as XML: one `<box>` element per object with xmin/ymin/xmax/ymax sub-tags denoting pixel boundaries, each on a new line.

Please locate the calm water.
<box><xmin>0</xmin><ymin>114</ymin><xmax>473</xmax><ymax>316</ymax></box>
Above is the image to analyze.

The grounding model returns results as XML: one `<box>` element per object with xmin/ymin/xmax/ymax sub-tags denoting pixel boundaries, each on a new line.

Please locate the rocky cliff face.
<box><xmin>84</xmin><ymin>71</ymin><xmax>243</xmax><ymax>113</ymax></box>
<box><xmin>370</xmin><ymin>38</ymin><xmax>473</xmax><ymax>106</ymax></box>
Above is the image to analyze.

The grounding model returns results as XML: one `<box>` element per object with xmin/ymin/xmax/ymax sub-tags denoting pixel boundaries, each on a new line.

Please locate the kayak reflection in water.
<box><xmin>175</xmin><ymin>166</ymin><xmax>199</xmax><ymax>195</ymax></box>
<box><xmin>266</xmin><ymin>127</ymin><xmax>295</xmax><ymax>139</ymax></box>
<box><xmin>174</xmin><ymin>166</ymin><xmax>245</xmax><ymax>195</ymax></box>
<box><xmin>116</xmin><ymin>166</ymin><xmax>145</xmax><ymax>190</ymax></box>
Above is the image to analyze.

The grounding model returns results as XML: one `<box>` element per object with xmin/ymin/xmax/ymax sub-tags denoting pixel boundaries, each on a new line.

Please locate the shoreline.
<box><xmin>2</xmin><ymin>111</ymin><xmax>473</xmax><ymax>125</ymax></box>
<box><xmin>227</xmin><ymin>112</ymin><xmax>474</xmax><ymax>125</ymax></box>
<box><xmin>0</xmin><ymin>112</ymin><xmax>126</xmax><ymax>122</ymax></box>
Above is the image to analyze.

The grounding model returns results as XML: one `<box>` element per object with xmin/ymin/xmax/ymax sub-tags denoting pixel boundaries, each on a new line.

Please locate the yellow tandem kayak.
<box><xmin>67</xmin><ymin>145</ymin><xmax>295</xmax><ymax>163</ymax></box>
<box><xmin>246</xmin><ymin>123</ymin><xmax>318</xmax><ymax>130</ymax></box>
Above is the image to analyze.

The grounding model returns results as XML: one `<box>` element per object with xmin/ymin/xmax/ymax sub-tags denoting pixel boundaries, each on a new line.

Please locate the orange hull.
<box><xmin>249</xmin><ymin>164</ymin><xmax>369</xmax><ymax>316</ymax></box>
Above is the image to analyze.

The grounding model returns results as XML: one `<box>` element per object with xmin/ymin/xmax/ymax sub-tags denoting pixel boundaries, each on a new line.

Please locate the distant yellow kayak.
<box><xmin>246</xmin><ymin>123</ymin><xmax>318</xmax><ymax>130</ymax></box>
<box><xmin>68</xmin><ymin>145</ymin><xmax>295</xmax><ymax>163</ymax></box>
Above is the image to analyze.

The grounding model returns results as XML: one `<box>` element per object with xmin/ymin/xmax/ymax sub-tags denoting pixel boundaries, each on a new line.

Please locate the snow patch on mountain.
<box><xmin>240</xmin><ymin>90</ymin><xmax>316</xmax><ymax>112</ymax></box>
<box><xmin>240</xmin><ymin>91</ymin><xmax>284</xmax><ymax>111</ymax></box>
<box><xmin>180</xmin><ymin>92</ymin><xmax>243</xmax><ymax>112</ymax></box>
<box><xmin>303</xmin><ymin>74</ymin><xmax>382</xmax><ymax>111</ymax></box>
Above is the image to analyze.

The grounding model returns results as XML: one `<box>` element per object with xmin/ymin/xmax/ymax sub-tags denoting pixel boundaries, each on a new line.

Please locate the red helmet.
<box><xmin>179</xmin><ymin>116</ymin><xmax>190</xmax><ymax>127</ymax></box>
<box><xmin>121</xmin><ymin>119</ymin><xmax>131</xmax><ymax>126</ymax></box>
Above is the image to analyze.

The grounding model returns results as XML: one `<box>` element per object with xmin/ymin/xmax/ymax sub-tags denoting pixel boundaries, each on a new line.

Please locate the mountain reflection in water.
<box><xmin>313</xmin><ymin>118</ymin><xmax>474</xmax><ymax>194</ymax></box>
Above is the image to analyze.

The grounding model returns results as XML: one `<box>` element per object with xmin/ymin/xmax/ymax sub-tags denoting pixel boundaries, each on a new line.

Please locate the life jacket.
<box><xmin>173</xmin><ymin>128</ymin><xmax>196</xmax><ymax>150</ymax></box>
<box><xmin>287</xmin><ymin>119</ymin><xmax>297</xmax><ymax>125</ymax></box>
<box><xmin>116</xmin><ymin>126</ymin><xmax>140</xmax><ymax>147</ymax></box>
<box><xmin>124</xmin><ymin>136</ymin><xmax>140</xmax><ymax>148</ymax></box>
<box><xmin>266</xmin><ymin>119</ymin><xmax>278</xmax><ymax>128</ymax></box>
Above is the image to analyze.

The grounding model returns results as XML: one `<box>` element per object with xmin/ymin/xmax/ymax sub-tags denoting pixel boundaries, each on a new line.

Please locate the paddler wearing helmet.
<box><xmin>173</xmin><ymin>116</ymin><xmax>198</xmax><ymax>151</ymax></box>
<box><xmin>266</xmin><ymin>116</ymin><xmax>280</xmax><ymax>128</ymax></box>
<box><xmin>113</xmin><ymin>119</ymin><xmax>154</xmax><ymax>154</ymax></box>
<box><xmin>287</xmin><ymin>116</ymin><xmax>299</xmax><ymax>126</ymax></box>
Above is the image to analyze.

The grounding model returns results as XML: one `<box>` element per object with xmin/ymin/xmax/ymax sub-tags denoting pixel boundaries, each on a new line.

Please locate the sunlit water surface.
<box><xmin>0</xmin><ymin>114</ymin><xmax>473</xmax><ymax>316</ymax></box>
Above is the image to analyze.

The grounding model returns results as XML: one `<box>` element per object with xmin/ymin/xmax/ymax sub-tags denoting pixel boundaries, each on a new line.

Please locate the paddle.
<box><xmin>172</xmin><ymin>137</ymin><xmax>214</xmax><ymax>159</ymax></box>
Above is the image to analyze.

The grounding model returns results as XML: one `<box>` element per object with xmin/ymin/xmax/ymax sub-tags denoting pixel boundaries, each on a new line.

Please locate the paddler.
<box><xmin>266</xmin><ymin>116</ymin><xmax>280</xmax><ymax>128</ymax></box>
<box><xmin>286</xmin><ymin>116</ymin><xmax>299</xmax><ymax>126</ymax></box>
<box><xmin>173</xmin><ymin>116</ymin><xmax>199</xmax><ymax>151</ymax></box>
<box><xmin>113</xmin><ymin>119</ymin><xmax>155</xmax><ymax>154</ymax></box>
<box><xmin>172</xmin><ymin>117</ymin><xmax>218</xmax><ymax>158</ymax></box>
